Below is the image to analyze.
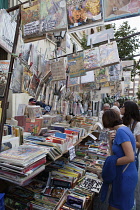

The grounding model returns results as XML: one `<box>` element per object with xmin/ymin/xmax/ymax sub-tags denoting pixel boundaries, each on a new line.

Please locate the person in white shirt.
<box><xmin>98</xmin><ymin>103</ymin><xmax>110</xmax><ymax>124</ymax></box>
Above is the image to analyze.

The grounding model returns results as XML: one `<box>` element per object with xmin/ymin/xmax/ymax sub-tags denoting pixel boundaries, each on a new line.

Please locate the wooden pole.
<box><xmin>0</xmin><ymin>7</ymin><xmax>21</xmax><ymax>151</ymax></box>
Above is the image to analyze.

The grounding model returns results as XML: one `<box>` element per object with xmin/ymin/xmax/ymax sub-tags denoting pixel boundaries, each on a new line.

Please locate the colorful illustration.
<box><xmin>104</xmin><ymin>0</ymin><xmax>140</xmax><ymax>21</ymax></box>
<box><xmin>95</xmin><ymin>67</ymin><xmax>109</xmax><ymax>83</ymax></box>
<box><xmin>99</xmin><ymin>41</ymin><xmax>120</xmax><ymax>67</ymax></box>
<box><xmin>108</xmin><ymin>64</ymin><xmax>121</xmax><ymax>81</ymax></box>
<box><xmin>21</xmin><ymin>0</ymin><xmax>67</xmax><ymax>37</ymax></box>
<box><xmin>84</xmin><ymin>48</ymin><xmax>100</xmax><ymax>70</ymax></box>
<box><xmin>67</xmin><ymin>0</ymin><xmax>102</xmax><ymax>29</ymax></box>
<box><xmin>68</xmin><ymin>52</ymin><xmax>86</xmax><ymax>78</ymax></box>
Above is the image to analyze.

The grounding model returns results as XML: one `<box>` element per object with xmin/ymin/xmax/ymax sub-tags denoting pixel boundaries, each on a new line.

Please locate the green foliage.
<box><xmin>114</xmin><ymin>21</ymin><xmax>140</xmax><ymax>59</ymax></box>
<box><xmin>81</xmin><ymin>33</ymin><xmax>89</xmax><ymax>50</ymax></box>
<box><xmin>136</xmin><ymin>89</ymin><xmax>140</xmax><ymax>100</ymax></box>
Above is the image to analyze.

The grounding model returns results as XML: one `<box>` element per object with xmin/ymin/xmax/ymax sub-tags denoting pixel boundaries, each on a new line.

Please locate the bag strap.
<box><xmin>122</xmin><ymin>163</ymin><xmax>130</xmax><ymax>173</ymax></box>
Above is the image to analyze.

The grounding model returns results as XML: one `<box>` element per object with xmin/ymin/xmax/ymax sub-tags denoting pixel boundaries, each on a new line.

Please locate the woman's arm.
<box><xmin>136</xmin><ymin>135</ymin><xmax>140</xmax><ymax>149</ymax></box>
<box><xmin>116</xmin><ymin>141</ymin><xmax>135</xmax><ymax>165</ymax></box>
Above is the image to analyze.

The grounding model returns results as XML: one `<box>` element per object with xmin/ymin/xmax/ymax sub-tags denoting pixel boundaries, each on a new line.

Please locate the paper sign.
<box><xmin>69</xmin><ymin>146</ymin><xmax>76</xmax><ymax>161</ymax></box>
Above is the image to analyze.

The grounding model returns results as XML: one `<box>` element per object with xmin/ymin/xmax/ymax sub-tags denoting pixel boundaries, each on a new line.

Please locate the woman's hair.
<box><xmin>102</xmin><ymin>109</ymin><xmax>122</xmax><ymax>128</ymax></box>
<box><xmin>122</xmin><ymin>101</ymin><xmax>140</xmax><ymax>126</ymax></box>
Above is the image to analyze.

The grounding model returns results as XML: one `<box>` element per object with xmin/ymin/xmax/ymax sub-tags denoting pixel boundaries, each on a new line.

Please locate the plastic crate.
<box><xmin>0</xmin><ymin>193</ymin><xmax>5</xmax><ymax>210</ymax></box>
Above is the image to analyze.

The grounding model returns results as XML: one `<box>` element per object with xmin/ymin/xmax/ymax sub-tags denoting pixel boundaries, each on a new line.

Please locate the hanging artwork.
<box><xmin>104</xmin><ymin>0</ymin><xmax>140</xmax><ymax>22</ymax></box>
<box><xmin>68</xmin><ymin>77</ymin><xmax>80</xmax><ymax>86</ymax></box>
<box><xmin>95</xmin><ymin>67</ymin><xmax>109</xmax><ymax>83</ymax></box>
<box><xmin>108</xmin><ymin>64</ymin><xmax>121</xmax><ymax>81</ymax></box>
<box><xmin>0</xmin><ymin>10</ymin><xmax>16</xmax><ymax>53</ymax></box>
<box><xmin>99</xmin><ymin>41</ymin><xmax>120</xmax><ymax>67</ymax></box>
<box><xmin>81</xmin><ymin>70</ymin><xmax>94</xmax><ymax>83</ymax></box>
<box><xmin>51</xmin><ymin>57</ymin><xmax>67</xmax><ymax>81</ymax></box>
<box><xmin>21</xmin><ymin>0</ymin><xmax>67</xmax><ymax>39</ymax></box>
<box><xmin>66</xmin><ymin>0</ymin><xmax>102</xmax><ymax>29</ymax></box>
<box><xmin>68</xmin><ymin>52</ymin><xmax>85</xmax><ymax>78</ymax></box>
<box><xmin>0</xmin><ymin>60</ymin><xmax>10</xmax><ymax>97</ymax></box>
<box><xmin>84</xmin><ymin>47</ymin><xmax>100</xmax><ymax>71</ymax></box>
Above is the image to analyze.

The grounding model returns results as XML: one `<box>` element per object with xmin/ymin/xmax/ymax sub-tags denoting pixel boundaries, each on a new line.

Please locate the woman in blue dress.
<box><xmin>102</xmin><ymin>109</ymin><xmax>138</xmax><ymax>210</ymax></box>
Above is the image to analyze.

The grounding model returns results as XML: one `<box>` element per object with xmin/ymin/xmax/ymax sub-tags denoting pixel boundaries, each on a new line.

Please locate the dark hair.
<box><xmin>102</xmin><ymin>109</ymin><xmax>122</xmax><ymax>128</ymax></box>
<box><xmin>122</xmin><ymin>101</ymin><xmax>140</xmax><ymax>126</ymax></box>
<box><xmin>29</xmin><ymin>98</ymin><xmax>36</xmax><ymax>103</ymax></box>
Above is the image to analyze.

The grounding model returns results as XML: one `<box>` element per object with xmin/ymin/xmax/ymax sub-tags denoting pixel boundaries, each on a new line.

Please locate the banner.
<box><xmin>66</xmin><ymin>0</ymin><xmax>102</xmax><ymax>29</ymax></box>
<box><xmin>0</xmin><ymin>10</ymin><xmax>16</xmax><ymax>53</ymax></box>
<box><xmin>68</xmin><ymin>52</ymin><xmax>85</xmax><ymax>78</ymax></box>
<box><xmin>22</xmin><ymin>0</ymin><xmax>67</xmax><ymax>38</ymax></box>
<box><xmin>51</xmin><ymin>57</ymin><xmax>67</xmax><ymax>81</ymax></box>
<box><xmin>84</xmin><ymin>48</ymin><xmax>100</xmax><ymax>71</ymax></box>
<box><xmin>104</xmin><ymin>0</ymin><xmax>140</xmax><ymax>21</ymax></box>
<box><xmin>0</xmin><ymin>60</ymin><xmax>10</xmax><ymax>97</ymax></box>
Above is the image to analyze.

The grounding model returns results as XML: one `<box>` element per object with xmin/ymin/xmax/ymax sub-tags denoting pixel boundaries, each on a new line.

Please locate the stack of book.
<box><xmin>0</xmin><ymin>145</ymin><xmax>47</xmax><ymax>185</ymax></box>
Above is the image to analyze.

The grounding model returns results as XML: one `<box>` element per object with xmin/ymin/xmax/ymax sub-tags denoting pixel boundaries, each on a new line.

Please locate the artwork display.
<box><xmin>21</xmin><ymin>0</ymin><xmax>67</xmax><ymax>38</ymax></box>
<box><xmin>0</xmin><ymin>9</ymin><xmax>16</xmax><ymax>53</ymax></box>
<box><xmin>81</xmin><ymin>70</ymin><xmax>94</xmax><ymax>84</ymax></box>
<box><xmin>104</xmin><ymin>0</ymin><xmax>140</xmax><ymax>21</ymax></box>
<box><xmin>108</xmin><ymin>64</ymin><xmax>121</xmax><ymax>81</ymax></box>
<box><xmin>0</xmin><ymin>60</ymin><xmax>10</xmax><ymax>97</ymax></box>
<box><xmin>99</xmin><ymin>41</ymin><xmax>120</xmax><ymax>67</ymax></box>
<box><xmin>84</xmin><ymin>48</ymin><xmax>100</xmax><ymax>70</ymax></box>
<box><xmin>66</xmin><ymin>0</ymin><xmax>102</xmax><ymax>29</ymax></box>
<box><xmin>51</xmin><ymin>58</ymin><xmax>67</xmax><ymax>81</ymax></box>
<box><xmin>95</xmin><ymin>68</ymin><xmax>109</xmax><ymax>84</ymax></box>
<box><xmin>68</xmin><ymin>77</ymin><xmax>80</xmax><ymax>86</ymax></box>
<box><xmin>68</xmin><ymin>52</ymin><xmax>85</xmax><ymax>78</ymax></box>
<box><xmin>87</xmin><ymin>28</ymin><xmax>114</xmax><ymax>46</ymax></box>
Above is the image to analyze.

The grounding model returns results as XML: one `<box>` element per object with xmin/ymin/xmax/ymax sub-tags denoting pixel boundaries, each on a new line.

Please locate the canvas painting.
<box><xmin>0</xmin><ymin>60</ymin><xmax>10</xmax><ymax>97</ymax></box>
<box><xmin>51</xmin><ymin>57</ymin><xmax>67</xmax><ymax>81</ymax></box>
<box><xmin>95</xmin><ymin>68</ymin><xmax>109</xmax><ymax>84</ymax></box>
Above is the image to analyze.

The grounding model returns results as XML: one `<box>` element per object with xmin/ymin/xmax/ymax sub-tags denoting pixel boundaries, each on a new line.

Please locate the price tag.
<box><xmin>69</xmin><ymin>146</ymin><xmax>76</xmax><ymax>161</ymax></box>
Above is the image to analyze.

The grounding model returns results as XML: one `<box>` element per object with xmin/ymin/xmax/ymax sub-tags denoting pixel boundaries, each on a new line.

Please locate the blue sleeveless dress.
<box><xmin>109</xmin><ymin>126</ymin><xmax>138</xmax><ymax>210</ymax></box>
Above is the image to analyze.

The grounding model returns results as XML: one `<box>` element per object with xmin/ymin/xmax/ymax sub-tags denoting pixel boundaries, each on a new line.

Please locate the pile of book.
<box><xmin>59</xmin><ymin>173</ymin><xmax>102</xmax><ymax>210</ymax></box>
<box><xmin>0</xmin><ymin>145</ymin><xmax>47</xmax><ymax>185</ymax></box>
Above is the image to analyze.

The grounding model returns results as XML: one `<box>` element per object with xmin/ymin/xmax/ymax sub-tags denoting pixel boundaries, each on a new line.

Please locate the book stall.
<box><xmin>1</xmin><ymin>0</ymin><xmax>138</xmax><ymax>209</ymax></box>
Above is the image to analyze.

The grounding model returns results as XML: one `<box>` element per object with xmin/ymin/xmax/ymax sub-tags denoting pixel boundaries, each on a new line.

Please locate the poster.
<box><xmin>68</xmin><ymin>52</ymin><xmax>85</xmax><ymax>78</ymax></box>
<box><xmin>87</xmin><ymin>28</ymin><xmax>114</xmax><ymax>46</ymax></box>
<box><xmin>95</xmin><ymin>68</ymin><xmax>109</xmax><ymax>83</ymax></box>
<box><xmin>84</xmin><ymin>48</ymin><xmax>100</xmax><ymax>71</ymax></box>
<box><xmin>0</xmin><ymin>60</ymin><xmax>10</xmax><ymax>97</ymax></box>
<box><xmin>81</xmin><ymin>70</ymin><xmax>94</xmax><ymax>83</ymax></box>
<box><xmin>108</xmin><ymin>64</ymin><xmax>121</xmax><ymax>81</ymax></box>
<box><xmin>0</xmin><ymin>10</ymin><xmax>16</xmax><ymax>53</ymax></box>
<box><xmin>68</xmin><ymin>77</ymin><xmax>80</xmax><ymax>86</ymax></box>
<box><xmin>104</xmin><ymin>0</ymin><xmax>140</xmax><ymax>22</ymax></box>
<box><xmin>21</xmin><ymin>0</ymin><xmax>67</xmax><ymax>38</ymax></box>
<box><xmin>99</xmin><ymin>41</ymin><xmax>120</xmax><ymax>67</ymax></box>
<box><xmin>66</xmin><ymin>0</ymin><xmax>102</xmax><ymax>29</ymax></box>
<box><xmin>51</xmin><ymin>57</ymin><xmax>67</xmax><ymax>81</ymax></box>
<box><xmin>40</xmin><ymin>0</ymin><xmax>67</xmax><ymax>32</ymax></box>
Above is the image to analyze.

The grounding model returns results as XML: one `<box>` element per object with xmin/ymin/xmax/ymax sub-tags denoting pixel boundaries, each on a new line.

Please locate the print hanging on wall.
<box><xmin>84</xmin><ymin>47</ymin><xmax>100</xmax><ymax>71</ymax></box>
<box><xmin>66</xmin><ymin>0</ymin><xmax>102</xmax><ymax>29</ymax></box>
<box><xmin>51</xmin><ymin>57</ymin><xmax>67</xmax><ymax>81</ymax></box>
<box><xmin>104</xmin><ymin>0</ymin><xmax>140</xmax><ymax>22</ymax></box>
<box><xmin>108</xmin><ymin>64</ymin><xmax>121</xmax><ymax>82</ymax></box>
<box><xmin>21</xmin><ymin>0</ymin><xmax>67</xmax><ymax>39</ymax></box>
<box><xmin>99</xmin><ymin>41</ymin><xmax>120</xmax><ymax>67</ymax></box>
<box><xmin>68</xmin><ymin>52</ymin><xmax>85</xmax><ymax>78</ymax></box>
<box><xmin>0</xmin><ymin>60</ymin><xmax>10</xmax><ymax>97</ymax></box>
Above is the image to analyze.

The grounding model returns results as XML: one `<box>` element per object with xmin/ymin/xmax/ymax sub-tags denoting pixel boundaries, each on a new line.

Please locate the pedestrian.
<box><xmin>120</xmin><ymin>100</ymin><xmax>140</xmax><ymax>169</ymax></box>
<box><xmin>98</xmin><ymin>103</ymin><xmax>110</xmax><ymax>124</ymax></box>
<box><xmin>101</xmin><ymin>109</ymin><xmax>138</xmax><ymax>210</ymax></box>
